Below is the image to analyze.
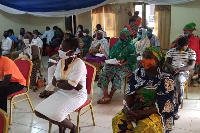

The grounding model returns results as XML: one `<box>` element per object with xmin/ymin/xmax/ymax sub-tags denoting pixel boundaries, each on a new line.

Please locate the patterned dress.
<box><xmin>112</xmin><ymin>67</ymin><xmax>175</xmax><ymax>133</ymax></box>
<box><xmin>97</xmin><ymin>29</ymin><xmax>137</xmax><ymax>90</ymax></box>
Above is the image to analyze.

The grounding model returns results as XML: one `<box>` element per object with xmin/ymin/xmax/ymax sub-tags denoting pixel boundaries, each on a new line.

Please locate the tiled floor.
<box><xmin>7</xmin><ymin>56</ymin><xmax>200</xmax><ymax>133</ymax></box>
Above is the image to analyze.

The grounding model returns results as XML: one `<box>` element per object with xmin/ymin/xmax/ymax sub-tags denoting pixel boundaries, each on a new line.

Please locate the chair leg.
<box><xmin>181</xmin><ymin>99</ymin><xmax>183</xmax><ymax>109</ymax></box>
<box><xmin>124</xmin><ymin>77</ymin><xmax>128</xmax><ymax>97</ymax></box>
<box><xmin>13</xmin><ymin>103</ymin><xmax>17</xmax><ymax>109</ymax></box>
<box><xmin>185</xmin><ymin>85</ymin><xmax>188</xmax><ymax>99</ymax></box>
<box><xmin>68</xmin><ymin>114</ymin><xmax>72</xmax><ymax>121</ymax></box>
<box><xmin>9</xmin><ymin>98</ymin><xmax>13</xmax><ymax>125</ymax></box>
<box><xmin>26</xmin><ymin>94</ymin><xmax>35</xmax><ymax>112</ymax></box>
<box><xmin>90</xmin><ymin>104</ymin><xmax>96</xmax><ymax>126</ymax></box>
<box><xmin>77</xmin><ymin>111</ymin><xmax>81</xmax><ymax>133</ymax></box>
<box><xmin>49</xmin><ymin>122</ymin><xmax>52</xmax><ymax>133</ymax></box>
<box><xmin>41</xmin><ymin>59</ymin><xmax>45</xmax><ymax>68</ymax></box>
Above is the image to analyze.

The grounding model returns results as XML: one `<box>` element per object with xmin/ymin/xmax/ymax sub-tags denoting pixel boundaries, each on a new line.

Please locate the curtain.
<box><xmin>92</xmin><ymin>3</ymin><xmax>134</xmax><ymax>38</ymax></box>
<box><xmin>154</xmin><ymin>5</ymin><xmax>171</xmax><ymax>51</ymax></box>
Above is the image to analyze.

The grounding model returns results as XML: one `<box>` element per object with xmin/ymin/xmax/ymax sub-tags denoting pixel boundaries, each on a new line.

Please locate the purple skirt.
<box><xmin>86</xmin><ymin>54</ymin><xmax>106</xmax><ymax>63</ymax></box>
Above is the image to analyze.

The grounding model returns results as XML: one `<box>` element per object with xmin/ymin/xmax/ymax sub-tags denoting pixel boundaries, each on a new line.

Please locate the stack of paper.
<box><xmin>105</xmin><ymin>58</ymin><xmax>120</xmax><ymax>65</ymax></box>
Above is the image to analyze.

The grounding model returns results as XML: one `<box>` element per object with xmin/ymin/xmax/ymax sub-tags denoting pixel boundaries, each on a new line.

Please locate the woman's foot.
<box><xmin>39</xmin><ymin>91</ymin><xmax>54</xmax><ymax>98</ymax></box>
<box><xmin>39</xmin><ymin>90</ymin><xmax>47</xmax><ymax>98</ymax></box>
<box><xmin>97</xmin><ymin>97</ymin><xmax>111</xmax><ymax>104</ymax></box>
<box><xmin>108</xmin><ymin>89</ymin><xmax>117</xmax><ymax>99</ymax></box>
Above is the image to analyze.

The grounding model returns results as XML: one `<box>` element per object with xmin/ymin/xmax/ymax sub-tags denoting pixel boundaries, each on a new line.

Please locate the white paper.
<box><xmin>95</xmin><ymin>53</ymin><xmax>104</xmax><ymax>57</ymax></box>
<box><xmin>48</xmin><ymin>59</ymin><xmax>57</xmax><ymax>64</ymax></box>
<box><xmin>105</xmin><ymin>58</ymin><xmax>120</xmax><ymax>65</ymax></box>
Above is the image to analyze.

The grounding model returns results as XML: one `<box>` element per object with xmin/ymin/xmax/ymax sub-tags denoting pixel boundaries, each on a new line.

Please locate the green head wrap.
<box><xmin>145</xmin><ymin>46</ymin><xmax>163</xmax><ymax>61</ymax></box>
<box><xmin>184</xmin><ymin>22</ymin><xmax>196</xmax><ymax>31</ymax></box>
<box><xmin>119</xmin><ymin>29</ymin><xmax>132</xmax><ymax>44</ymax></box>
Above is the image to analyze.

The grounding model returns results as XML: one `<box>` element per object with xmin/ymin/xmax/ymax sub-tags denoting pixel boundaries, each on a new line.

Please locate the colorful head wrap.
<box><xmin>145</xmin><ymin>46</ymin><xmax>164</xmax><ymax>61</ymax></box>
<box><xmin>184</xmin><ymin>22</ymin><xmax>196</xmax><ymax>31</ymax></box>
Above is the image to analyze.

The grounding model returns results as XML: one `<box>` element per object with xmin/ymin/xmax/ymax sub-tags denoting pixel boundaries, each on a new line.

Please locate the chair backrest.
<box><xmin>109</xmin><ymin>37</ymin><xmax>119</xmax><ymax>49</ymax></box>
<box><xmin>0</xmin><ymin>108</ymin><xmax>9</xmax><ymax>133</ymax></box>
<box><xmin>14</xmin><ymin>57</ymin><xmax>33</xmax><ymax>88</ymax></box>
<box><xmin>84</xmin><ymin>61</ymin><xmax>96</xmax><ymax>101</ymax></box>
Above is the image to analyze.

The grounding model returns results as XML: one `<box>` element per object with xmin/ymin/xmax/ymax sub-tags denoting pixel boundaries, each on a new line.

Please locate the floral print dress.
<box><xmin>112</xmin><ymin>67</ymin><xmax>175</xmax><ymax>133</ymax></box>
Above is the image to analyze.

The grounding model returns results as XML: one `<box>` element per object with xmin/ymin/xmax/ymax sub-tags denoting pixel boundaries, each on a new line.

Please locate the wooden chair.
<box><xmin>7</xmin><ymin>57</ymin><xmax>34</xmax><ymax>125</ymax></box>
<box><xmin>0</xmin><ymin>108</ymin><xmax>9</xmax><ymax>133</ymax></box>
<box><xmin>49</xmin><ymin>61</ymin><xmax>96</xmax><ymax>133</ymax></box>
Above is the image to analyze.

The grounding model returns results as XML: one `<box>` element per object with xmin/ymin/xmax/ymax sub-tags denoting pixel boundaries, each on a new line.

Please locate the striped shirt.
<box><xmin>167</xmin><ymin>48</ymin><xmax>196</xmax><ymax>69</ymax></box>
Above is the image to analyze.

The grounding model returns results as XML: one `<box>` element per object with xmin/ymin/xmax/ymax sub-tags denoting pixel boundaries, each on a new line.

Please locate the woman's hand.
<box><xmin>74</xmin><ymin>83</ymin><xmax>83</xmax><ymax>91</ymax></box>
<box><xmin>118</xmin><ymin>60</ymin><xmax>128</xmax><ymax>66</ymax></box>
<box><xmin>126</xmin><ymin>110</ymin><xmax>146</xmax><ymax>122</ymax></box>
<box><xmin>52</xmin><ymin>76</ymin><xmax>57</xmax><ymax>86</ymax></box>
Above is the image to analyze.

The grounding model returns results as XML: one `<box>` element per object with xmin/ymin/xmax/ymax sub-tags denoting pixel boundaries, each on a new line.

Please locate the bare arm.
<box><xmin>179</xmin><ymin>60</ymin><xmax>195</xmax><ymax>71</ymax></box>
<box><xmin>52</xmin><ymin>76</ymin><xmax>82</xmax><ymax>91</ymax></box>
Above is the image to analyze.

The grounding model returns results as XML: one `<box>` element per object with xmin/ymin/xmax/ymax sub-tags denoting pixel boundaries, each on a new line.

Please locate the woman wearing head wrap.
<box><xmin>97</xmin><ymin>29</ymin><xmax>137</xmax><ymax>104</ymax></box>
<box><xmin>81</xmin><ymin>29</ymin><xmax>93</xmax><ymax>57</ymax></box>
<box><xmin>112</xmin><ymin>46</ymin><xmax>175</xmax><ymax>133</ymax></box>
<box><xmin>135</xmin><ymin>28</ymin><xmax>150</xmax><ymax>61</ymax></box>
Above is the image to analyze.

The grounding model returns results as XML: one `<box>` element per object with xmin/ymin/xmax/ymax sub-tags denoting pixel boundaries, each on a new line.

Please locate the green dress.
<box><xmin>81</xmin><ymin>35</ymin><xmax>93</xmax><ymax>57</ymax></box>
<box><xmin>97</xmin><ymin>29</ymin><xmax>137</xmax><ymax>90</ymax></box>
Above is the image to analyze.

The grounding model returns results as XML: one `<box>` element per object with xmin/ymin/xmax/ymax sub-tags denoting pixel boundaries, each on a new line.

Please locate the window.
<box><xmin>92</xmin><ymin>7</ymin><xmax>116</xmax><ymax>37</ymax></box>
<box><xmin>134</xmin><ymin>3</ymin><xmax>155</xmax><ymax>29</ymax></box>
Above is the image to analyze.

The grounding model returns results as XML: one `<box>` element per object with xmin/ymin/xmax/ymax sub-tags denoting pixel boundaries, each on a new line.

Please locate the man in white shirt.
<box><xmin>93</xmin><ymin>24</ymin><xmax>107</xmax><ymax>38</ymax></box>
<box><xmin>40</xmin><ymin>26</ymin><xmax>54</xmax><ymax>45</ymax></box>
<box><xmin>146</xmin><ymin>28</ymin><xmax>160</xmax><ymax>47</ymax></box>
<box><xmin>1</xmin><ymin>31</ymin><xmax>12</xmax><ymax>55</ymax></box>
<box><xmin>166</xmin><ymin>37</ymin><xmax>196</xmax><ymax>120</ymax></box>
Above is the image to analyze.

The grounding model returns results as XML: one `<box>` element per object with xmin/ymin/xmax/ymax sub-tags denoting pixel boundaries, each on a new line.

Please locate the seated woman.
<box><xmin>39</xmin><ymin>37</ymin><xmax>83</xmax><ymax>98</ymax></box>
<box><xmin>35</xmin><ymin>38</ymin><xmax>87</xmax><ymax>133</ymax></box>
<box><xmin>135</xmin><ymin>28</ymin><xmax>150</xmax><ymax>61</ymax></box>
<box><xmin>97</xmin><ymin>29</ymin><xmax>137</xmax><ymax>104</ymax></box>
<box><xmin>18</xmin><ymin>32</ymin><xmax>40</xmax><ymax>91</ymax></box>
<box><xmin>85</xmin><ymin>30</ymin><xmax>109</xmax><ymax>64</ymax></box>
<box><xmin>112</xmin><ymin>47</ymin><xmax>175</xmax><ymax>133</ymax></box>
<box><xmin>0</xmin><ymin>48</ymin><xmax>26</xmax><ymax>113</ymax></box>
<box><xmin>81</xmin><ymin>29</ymin><xmax>93</xmax><ymax>57</ymax></box>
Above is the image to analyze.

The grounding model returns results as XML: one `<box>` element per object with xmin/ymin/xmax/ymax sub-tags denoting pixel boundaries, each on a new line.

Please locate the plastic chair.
<box><xmin>0</xmin><ymin>108</ymin><xmax>9</xmax><ymax>133</ymax></box>
<box><xmin>49</xmin><ymin>61</ymin><xmax>96</xmax><ymax>133</ymax></box>
<box><xmin>7</xmin><ymin>57</ymin><xmax>34</xmax><ymax>125</ymax></box>
<box><xmin>109</xmin><ymin>38</ymin><xmax>119</xmax><ymax>49</ymax></box>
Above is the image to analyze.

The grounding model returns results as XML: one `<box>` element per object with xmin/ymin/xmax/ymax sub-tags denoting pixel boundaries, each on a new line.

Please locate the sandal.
<box><xmin>97</xmin><ymin>97</ymin><xmax>111</xmax><ymax>104</ymax></box>
<box><xmin>39</xmin><ymin>90</ymin><xmax>47</xmax><ymax>98</ymax></box>
<box><xmin>45</xmin><ymin>91</ymin><xmax>54</xmax><ymax>98</ymax></box>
